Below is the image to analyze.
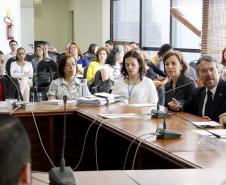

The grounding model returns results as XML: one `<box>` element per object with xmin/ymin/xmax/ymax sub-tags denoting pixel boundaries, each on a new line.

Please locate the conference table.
<box><xmin>1</xmin><ymin>101</ymin><xmax>226</xmax><ymax>183</ymax></box>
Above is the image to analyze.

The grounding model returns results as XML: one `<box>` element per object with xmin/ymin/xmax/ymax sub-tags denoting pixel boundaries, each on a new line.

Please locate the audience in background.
<box><xmin>152</xmin><ymin>44</ymin><xmax>172</xmax><ymax>71</ymax></box>
<box><xmin>0</xmin><ymin>115</ymin><xmax>31</xmax><ymax>185</ymax></box>
<box><xmin>5</xmin><ymin>39</ymin><xmax>18</xmax><ymax>61</ymax></box>
<box><xmin>10</xmin><ymin>47</ymin><xmax>33</xmax><ymax>102</ymax></box>
<box><xmin>105</xmin><ymin>40</ymin><xmax>114</xmax><ymax>51</ymax></box>
<box><xmin>101</xmin><ymin>45</ymin><xmax>124</xmax><ymax>82</ymax></box>
<box><xmin>112</xmin><ymin>50</ymin><xmax>158</xmax><ymax>104</ymax></box>
<box><xmin>163</xmin><ymin>50</ymin><xmax>196</xmax><ymax>110</ymax></box>
<box><xmin>170</xmin><ymin>55</ymin><xmax>226</xmax><ymax>123</ymax></box>
<box><xmin>0</xmin><ymin>51</ymin><xmax>22</xmax><ymax>100</ymax></box>
<box><xmin>83</xmin><ymin>43</ymin><xmax>98</xmax><ymax>61</ymax></box>
<box><xmin>31</xmin><ymin>45</ymin><xmax>45</xmax><ymax>87</ymax></box>
<box><xmin>86</xmin><ymin>47</ymin><xmax>109</xmax><ymax>85</ymax></box>
<box><xmin>220</xmin><ymin>47</ymin><xmax>226</xmax><ymax>80</ymax></box>
<box><xmin>47</xmin><ymin>54</ymin><xmax>90</xmax><ymax>100</ymax></box>
<box><xmin>69</xmin><ymin>42</ymin><xmax>89</xmax><ymax>78</ymax></box>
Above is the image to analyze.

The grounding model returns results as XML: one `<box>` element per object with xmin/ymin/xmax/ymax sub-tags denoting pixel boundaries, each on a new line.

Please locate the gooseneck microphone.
<box><xmin>170</xmin><ymin>112</ymin><xmax>221</xmax><ymax>138</ymax></box>
<box><xmin>4</xmin><ymin>71</ymin><xmax>23</xmax><ymax>101</ymax></box>
<box><xmin>152</xmin><ymin>80</ymin><xmax>195</xmax><ymax>118</ymax></box>
<box><xmin>49</xmin><ymin>95</ymin><xmax>76</xmax><ymax>185</ymax></box>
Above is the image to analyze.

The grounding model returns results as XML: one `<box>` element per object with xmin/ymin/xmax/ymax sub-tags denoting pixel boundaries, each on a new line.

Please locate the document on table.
<box><xmin>192</xmin><ymin>121</ymin><xmax>221</xmax><ymax>127</ymax></box>
<box><xmin>128</xmin><ymin>103</ymin><xmax>156</xmax><ymax>108</ymax></box>
<box><xmin>194</xmin><ymin>129</ymin><xmax>226</xmax><ymax>138</ymax></box>
<box><xmin>99</xmin><ymin>113</ymin><xmax>147</xmax><ymax>119</ymax></box>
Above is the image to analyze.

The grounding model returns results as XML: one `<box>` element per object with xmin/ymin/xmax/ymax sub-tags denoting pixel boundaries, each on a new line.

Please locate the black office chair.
<box><xmin>5</xmin><ymin>57</ymin><xmax>16</xmax><ymax>76</ymax></box>
<box><xmin>36</xmin><ymin>59</ymin><xmax>58</xmax><ymax>100</ymax></box>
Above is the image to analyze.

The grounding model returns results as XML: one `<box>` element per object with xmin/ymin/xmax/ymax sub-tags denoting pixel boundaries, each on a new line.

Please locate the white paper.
<box><xmin>192</xmin><ymin>121</ymin><xmax>221</xmax><ymax>127</ymax></box>
<box><xmin>99</xmin><ymin>113</ymin><xmax>146</xmax><ymax>119</ymax></box>
<box><xmin>128</xmin><ymin>103</ymin><xmax>156</xmax><ymax>108</ymax></box>
<box><xmin>194</xmin><ymin>129</ymin><xmax>226</xmax><ymax>138</ymax></box>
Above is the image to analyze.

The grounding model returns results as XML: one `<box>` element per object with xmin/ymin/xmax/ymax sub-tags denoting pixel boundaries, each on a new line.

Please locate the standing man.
<box><xmin>169</xmin><ymin>55</ymin><xmax>226</xmax><ymax>123</ymax></box>
<box><xmin>5</xmin><ymin>39</ymin><xmax>18</xmax><ymax>61</ymax></box>
<box><xmin>0</xmin><ymin>51</ymin><xmax>22</xmax><ymax>100</ymax></box>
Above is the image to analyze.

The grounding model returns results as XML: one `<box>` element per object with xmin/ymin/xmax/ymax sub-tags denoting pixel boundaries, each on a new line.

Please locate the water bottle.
<box><xmin>37</xmin><ymin>92</ymin><xmax>43</xmax><ymax>102</ymax></box>
<box><xmin>79</xmin><ymin>79</ymin><xmax>88</xmax><ymax>97</ymax></box>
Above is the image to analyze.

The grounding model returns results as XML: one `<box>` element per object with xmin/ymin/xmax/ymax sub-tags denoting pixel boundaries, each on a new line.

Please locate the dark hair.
<box><xmin>0</xmin><ymin>115</ymin><xmax>31</xmax><ymax>185</ymax></box>
<box><xmin>86</xmin><ymin>44</ymin><xmax>97</xmax><ymax>55</ymax></box>
<box><xmin>9</xmin><ymin>40</ymin><xmax>18</xmax><ymax>46</ymax></box>
<box><xmin>196</xmin><ymin>55</ymin><xmax>218</xmax><ymax>73</ymax></box>
<box><xmin>43</xmin><ymin>41</ymin><xmax>50</xmax><ymax>46</ymax></box>
<box><xmin>221</xmin><ymin>47</ymin><xmax>226</xmax><ymax>66</ymax></box>
<box><xmin>105</xmin><ymin>45</ymin><xmax>124</xmax><ymax>66</ymax></box>
<box><xmin>69</xmin><ymin>42</ymin><xmax>82</xmax><ymax>56</ymax></box>
<box><xmin>163</xmin><ymin>50</ymin><xmax>188</xmax><ymax>74</ymax></box>
<box><xmin>95</xmin><ymin>47</ymin><xmax>109</xmax><ymax>63</ymax></box>
<box><xmin>35</xmin><ymin>45</ymin><xmax>45</xmax><ymax>59</ymax></box>
<box><xmin>157</xmin><ymin>44</ymin><xmax>172</xmax><ymax>57</ymax></box>
<box><xmin>105</xmin><ymin>40</ymin><xmax>113</xmax><ymax>46</ymax></box>
<box><xmin>57</xmin><ymin>54</ymin><xmax>77</xmax><ymax>78</ymax></box>
<box><xmin>121</xmin><ymin>50</ymin><xmax>145</xmax><ymax>80</ymax></box>
<box><xmin>16</xmin><ymin>47</ymin><xmax>26</xmax><ymax>61</ymax></box>
<box><xmin>0</xmin><ymin>50</ymin><xmax>4</xmax><ymax>55</ymax></box>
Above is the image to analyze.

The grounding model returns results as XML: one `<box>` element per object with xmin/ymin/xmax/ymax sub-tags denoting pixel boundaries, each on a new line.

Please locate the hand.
<box><xmin>219</xmin><ymin>112</ymin><xmax>226</xmax><ymax>125</ymax></box>
<box><xmin>168</xmin><ymin>98</ymin><xmax>182</xmax><ymax>112</ymax></box>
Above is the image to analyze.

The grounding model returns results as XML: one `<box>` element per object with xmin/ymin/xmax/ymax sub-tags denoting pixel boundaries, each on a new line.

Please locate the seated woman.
<box><xmin>112</xmin><ymin>50</ymin><xmax>158</xmax><ymax>104</ymax></box>
<box><xmin>10</xmin><ymin>48</ymin><xmax>33</xmax><ymax>102</ymax></box>
<box><xmin>163</xmin><ymin>50</ymin><xmax>196</xmax><ymax>110</ymax></box>
<box><xmin>47</xmin><ymin>54</ymin><xmax>90</xmax><ymax>100</ymax></box>
<box><xmin>0</xmin><ymin>51</ymin><xmax>22</xmax><ymax>100</ymax></box>
<box><xmin>101</xmin><ymin>45</ymin><xmax>124</xmax><ymax>82</ymax></box>
<box><xmin>69</xmin><ymin>42</ymin><xmax>89</xmax><ymax>78</ymax></box>
<box><xmin>86</xmin><ymin>47</ymin><xmax>109</xmax><ymax>85</ymax></box>
<box><xmin>31</xmin><ymin>45</ymin><xmax>45</xmax><ymax>86</ymax></box>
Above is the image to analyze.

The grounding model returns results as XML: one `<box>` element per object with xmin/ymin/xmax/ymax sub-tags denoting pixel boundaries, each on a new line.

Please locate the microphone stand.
<box><xmin>4</xmin><ymin>71</ymin><xmax>23</xmax><ymax>102</ymax></box>
<box><xmin>49</xmin><ymin>95</ymin><xmax>76</xmax><ymax>185</ymax></box>
<box><xmin>156</xmin><ymin>113</ymin><xmax>182</xmax><ymax>139</ymax></box>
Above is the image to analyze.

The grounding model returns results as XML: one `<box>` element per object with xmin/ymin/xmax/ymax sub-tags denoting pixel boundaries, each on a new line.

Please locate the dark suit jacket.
<box><xmin>1</xmin><ymin>75</ymin><xmax>22</xmax><ymax>100</ymax></box>
<box><xmin>184</xmin><ymin>79</ymin><xmax>226</xmax><ymax>122</ymax></box>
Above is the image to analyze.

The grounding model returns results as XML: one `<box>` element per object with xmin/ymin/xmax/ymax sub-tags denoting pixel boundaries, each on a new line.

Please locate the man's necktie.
<box><xmin>205</xmin><ymin>90</ymin><xmax>213</xmax><ymax>116</ymax></box>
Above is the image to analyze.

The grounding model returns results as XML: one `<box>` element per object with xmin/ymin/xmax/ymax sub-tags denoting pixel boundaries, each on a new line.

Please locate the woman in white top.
<box><xmin>112</xmin><ymin>50</ymin><xmax>158</xmax><ymax>104</ymax></box>
<box><xmin>10</xmin><ymin>47</ymin><xmax>33</xmax><ymax>102</ymax></box>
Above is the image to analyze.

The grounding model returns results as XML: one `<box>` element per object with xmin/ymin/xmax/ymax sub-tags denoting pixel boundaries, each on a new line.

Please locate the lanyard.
<box><xmin>127</xmin><ymin>78</ymin><xmax>135</xmax><ymax>101</ymax></box>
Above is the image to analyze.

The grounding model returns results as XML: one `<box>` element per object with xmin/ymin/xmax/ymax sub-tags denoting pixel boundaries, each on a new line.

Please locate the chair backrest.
<box><xmin>6</xmin><ymin>57</ymin><xmax>16</xmax><ymax>76</ymax></box>
<box><xmin>90</xmin><ymin>70</ymin><xmax>113</xmax><ymax>94</ymax></box>
<box><xmin>25</xmin><ymin>53</ymin><xmax>35</xmax><ymax>62</ymax></box>
<box><xmin>36</xmin><ymin>59</ymin><xmax>57</xmax><ymax>87</ymax></box>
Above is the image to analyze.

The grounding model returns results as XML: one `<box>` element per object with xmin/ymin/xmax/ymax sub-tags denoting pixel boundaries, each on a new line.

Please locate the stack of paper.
<box><xmin>78</xmin><ymin>93</ymin><xmax>125</xmax><ymax>106</ymax></box>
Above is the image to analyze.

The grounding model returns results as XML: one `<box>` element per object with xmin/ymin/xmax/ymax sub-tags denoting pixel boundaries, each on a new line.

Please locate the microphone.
<box><xmin>4</xmin><ymin>71</ymin><xmax>23</xmax><ymax>102</ymax></box>
<box><xmin>156</xmin><ymin>113</ymin><xmax>182</xmax><ymax>139</ymax></box>
<box><xmin>49</xmin><ymin>95</ymin><xmax>76</xmax><ymax>185</ymax></box>
<box><xmin>170</xmin><ymin>112</ymin><xmax>221</xmax><ymax>138</ymax></box>
<box><xmin>151</xmin><ymin>80</ymin><xmax>195</xmax><ymax>118</ymax></box>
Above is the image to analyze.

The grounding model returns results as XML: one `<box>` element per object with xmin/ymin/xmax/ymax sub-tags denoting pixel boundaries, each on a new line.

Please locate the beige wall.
<box><xmin>34</xmin><ymin>0</ymin><xmax>110</xmax><ymax>53</ymax></box>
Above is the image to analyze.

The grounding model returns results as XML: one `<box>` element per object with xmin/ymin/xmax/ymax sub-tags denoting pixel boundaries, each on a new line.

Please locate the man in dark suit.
<box><xmin>0</xmin><ymin>51</ymin><xmax>22</xmax><ymax>100</ymax></box>
<box><xmin>169</xmin><ymin>55</ymin><xmax>226</xmax><ymax>123</ymax></box>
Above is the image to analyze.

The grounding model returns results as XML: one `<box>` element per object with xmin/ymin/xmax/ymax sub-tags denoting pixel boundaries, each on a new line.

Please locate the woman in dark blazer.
<box><xmin>163</xmin><ymin>50</ymin><xmax>196</xmax><ymax>110</ymax></box>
